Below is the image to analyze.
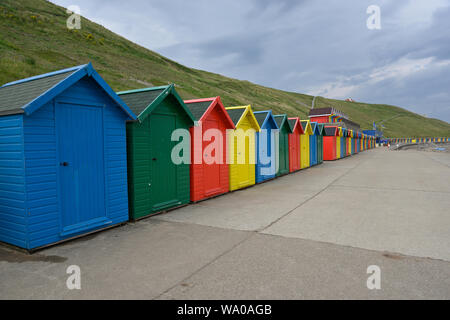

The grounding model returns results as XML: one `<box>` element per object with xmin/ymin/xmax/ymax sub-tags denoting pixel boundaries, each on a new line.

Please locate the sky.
<box><xmin>50</xmin><ymin>0</ymin><xmax>450</xmax><ymax>122</ymax></box>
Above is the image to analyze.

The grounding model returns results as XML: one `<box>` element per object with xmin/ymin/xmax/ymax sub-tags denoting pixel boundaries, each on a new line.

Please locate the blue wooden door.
<box><xmin>256</xmin><ymin>127</ymin><xmax>275</xmax><ymax>183</ymax></box>
<box><xmin>56</xmin><ymin>102</ymin><xmax>108</xmax><ymax>237</ymax></box>
<box><xmin>310</xmin><ymin>135</ymin><xmax>317</xmax><ymax>166</ymax></box>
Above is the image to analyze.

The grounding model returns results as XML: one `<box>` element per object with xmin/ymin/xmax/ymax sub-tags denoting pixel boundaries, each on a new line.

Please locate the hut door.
<box><xmin>56</xmin><ymin>103</ymin><xmax>107</xmax><ymax>236</ymax></box>
<box><xmin>203</xmin><ymin>119</ymin><xmax>221</xmax><ymax>194</ymax></box>
<box><xmin>280</xmin><ymin>131</ymin><xmax>288</xmax><ymax>173</ymax></box>
<box><xmin>150</xmin><ymin>113</ymin><xmax>177</xmax><ymax>210</ymax></box>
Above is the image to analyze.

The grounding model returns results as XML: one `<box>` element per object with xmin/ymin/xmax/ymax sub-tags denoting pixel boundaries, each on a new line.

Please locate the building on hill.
<box><xmin>309</xmin><ymin>107</ymin><xmax>360</xmax><ymax>131</ymax></box>
<box><xmin>309</xmin><ymin>107</ymin><xmax>349</xmax><ymax>123</ymax></box>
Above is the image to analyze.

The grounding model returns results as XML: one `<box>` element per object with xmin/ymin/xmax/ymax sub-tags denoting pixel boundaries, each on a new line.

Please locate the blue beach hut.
<box><xmin>0</xmin><ymin>63</ymin><xmax>136</xmax><ymax>250</ymax></box>
<box><xmin>309</xmin><ymin>122</ymin><xmax>320</xmax><ymax>166</ymax></box>
<box><xmin>253</xmin><ymin>110</ymin><xmax>279</xmax><ymax>183</ymax></box>
<box><xmin>341</xmin><ymin>128</ymin><xmax>347</xmax><ymax>158</ymax></box>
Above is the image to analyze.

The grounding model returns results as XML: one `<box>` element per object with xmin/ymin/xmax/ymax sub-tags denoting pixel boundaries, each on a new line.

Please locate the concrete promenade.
<box><xmin>1</xmin><ymin>148</ymin><xmax>449</xmax><ymax>299</ymax></box>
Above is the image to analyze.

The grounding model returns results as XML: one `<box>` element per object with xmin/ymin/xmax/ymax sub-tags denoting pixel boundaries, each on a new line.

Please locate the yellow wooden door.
<box><xmin>229</xmin><ymin>116</ymin><xmax>256</xmax><ymax>191</ymax></box>
<box><xmin>336</xmin><ymin>137</ymin><xmax>341</xmax><ymax>159</ymax></box>
<box><xmin>300</xmin><ymin>134</ymin><xmax>310</xmax><ymax>169</ymax></box>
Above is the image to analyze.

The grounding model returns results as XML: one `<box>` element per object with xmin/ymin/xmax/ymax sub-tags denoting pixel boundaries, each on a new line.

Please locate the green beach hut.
<box><xmin>273</xmin><ymin>114</ymin><xmax>293</xmax><ymax>176</ymax></box>
<box><xmin>118</xmin><ymin>85</ymin><xmax>195</xmax><ymax>220</ymax></box>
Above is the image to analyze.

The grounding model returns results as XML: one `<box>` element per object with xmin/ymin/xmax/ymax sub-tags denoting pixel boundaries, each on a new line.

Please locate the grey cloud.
<box><xmin>50</xmin><ymin>0</ymin><xmax>450</xmax><ymax>122</ymax></box>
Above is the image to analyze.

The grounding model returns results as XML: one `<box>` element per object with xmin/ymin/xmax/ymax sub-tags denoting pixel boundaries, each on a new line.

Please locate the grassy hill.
<box><xmin>1</xmin><ymin>0</ymin><xmax>449</xmax><ymax>138</ymax></box>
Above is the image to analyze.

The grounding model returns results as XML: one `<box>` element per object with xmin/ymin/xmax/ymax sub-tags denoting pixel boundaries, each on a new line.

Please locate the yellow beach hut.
<box><xmin>336</xmin><ymin>127</ymin><xmax>343</xmax><ymax>159</ymax></box>
<box><xmin>300</xmin><ymin>120</ymin><xmax>313</xmax><ymax>169</ymax></box>
<box><xmin>225</xmin><ymin>106</ymin><xmax>261</xmax><ymax>191</ymax></box>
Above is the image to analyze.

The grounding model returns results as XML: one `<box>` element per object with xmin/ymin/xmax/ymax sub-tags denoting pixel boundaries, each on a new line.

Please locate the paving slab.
<box><xmin>159</xmin><ymin>233</ymin><xmax>450</xmax><ymax>300</ymax></box>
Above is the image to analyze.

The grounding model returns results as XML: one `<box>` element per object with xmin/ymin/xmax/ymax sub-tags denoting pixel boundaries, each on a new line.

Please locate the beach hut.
<box><xmin>355</xmin><ymin>132</ymin><xmax>360</xmax><ymax>153</ymax></box>
<box><xmin>352</xmin><ymin>133</ymin><xmax>356</xmax><ymax>153</ymax></box>
<box><xmin>348</xmin><ymin>130</ymin><xmax>353</xmax><ymax>155</ymax></box>
<box><xmin>225</xmin><ymin>106</ymin><xmax>260</xmax><ymax>191</ymax></box>
<box><xmin>346</xmin><ymin>130</ymin><xmax>352</xmax><ymax>156</ymax></box>
<box><xmin>288</xmin><ymin>117</ymin><xmax>304</xmax><ymax>172</ymax></box>
<box><xmin>336</xmin><ymin>127</ymin><xmax>343</xmax><ymax>159</ymax></box>
<box><xmin>317</xmin><ymin>124</ymin><xmax>324</xmax><ymax>164</ymax></box>
<box><xmin>300</xmin><ymin>120</ymin><xmax>313</xmax><ymax>169</ymax></box>
<box><xmin>118</xmin><ymin>85</ymin><xmax>195</xmax><ymax>220</ymax></box>
<box><xmin>323</xmin><ymin>126</ymin><xmax>338</xmax><ymax>161</ymax></box>
<box><xmin>309</xmin><ymin>122</ymin><xmax>320</xmax><ymax>166</ymax></box>
<box><xmin>341</xmin><ymin>128</ymin><xmax>347</xmax><ymax>157</ymax></box>
<box><xmin>184</xmin><ymin>97</ymin><xmax>235</xmax><ymax>202</ymax></box>
<box><xmin>253</xmin><ymin>110</ymin><xmax>279</xmax><ymax>183</ymax></box>
<box><xmin>0</xmin><ymin>63</ymin><xmax>136</xmax><ymax>250</ymax></box>
<box><xmin>273</xmin><ymin>114</ymin><xmax>292</xmax><ymax>177</ymax></box>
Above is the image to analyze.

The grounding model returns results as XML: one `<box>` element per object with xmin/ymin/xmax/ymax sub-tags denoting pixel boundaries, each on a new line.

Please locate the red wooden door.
<box><xmin>289</xmin><ymin>133</ymin><xmax>300</xmax><ymax>172</ymax></box>
<box><xmin>203</xmin><ymin>119</ymin><xmax>221</xmax><ymax>195</ymax></box>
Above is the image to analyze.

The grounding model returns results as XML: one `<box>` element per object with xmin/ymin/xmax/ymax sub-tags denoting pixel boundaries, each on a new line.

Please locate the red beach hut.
<box><xmin>288</xmin><ymin>117</ymin><xmax>304</xmax><ymax>172</ymax></box>
<box><xmin>184</xmin><ymin>97</ymin><xmax>235</xmax><ymax>202</ymax></box>
<box><xmin>323</xmin><ymin>126</ymin><xmax>339</xmax><ymax>161</ymax></box>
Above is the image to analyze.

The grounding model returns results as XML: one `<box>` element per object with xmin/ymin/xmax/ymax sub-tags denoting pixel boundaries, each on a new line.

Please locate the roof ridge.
<box><xmin>117</xmin><ymin>85</ymin><xmax>171</xmax><ymax>96</ymax></box>
<box><xmin>1</xmin><ymin>64</ymin><xmax>87</xmax><ymax>88</ymax></box>
<box><xmin>184</xmin><ymin>97</ymin><xmax>216</xmax><ymax>104</ymax></box>
<box><xmin>226</xmin><ymin>105</ymin><xmax>250</xmax><ymax>110</ymax></box>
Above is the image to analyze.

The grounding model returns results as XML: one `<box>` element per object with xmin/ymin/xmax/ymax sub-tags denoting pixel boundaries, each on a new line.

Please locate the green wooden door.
<box><xmin>127</xmin><ymin>121</ymin><xmax>151</xmax><ymax>220</ymax></box>
<box><xmin>150</xmin><ymin>113</ymin><xmax>178</xmax><ymax>212</ymax></box>
<box><xmin>318</xmin><ymin>136</ymin><xmax>323</xmax><ymax>163</ymax></box>
<box><xmin>277</xmin><ymin>128</ymin><xmax>289</xmax><ymax>176</ymax></box>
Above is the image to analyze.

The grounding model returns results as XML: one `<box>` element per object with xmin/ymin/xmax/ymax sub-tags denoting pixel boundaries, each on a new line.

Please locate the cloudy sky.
<box><xmin>51</xmin><ymin>0</ymin><xmax>450</xmax><ymax>122</ymax></box>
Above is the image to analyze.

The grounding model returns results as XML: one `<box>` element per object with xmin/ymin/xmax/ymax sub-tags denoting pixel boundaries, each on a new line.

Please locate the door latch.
<box><xmin>60</xmin><ymin>162</ymin><xmax>69</xmax><ymax>167</ymax></box>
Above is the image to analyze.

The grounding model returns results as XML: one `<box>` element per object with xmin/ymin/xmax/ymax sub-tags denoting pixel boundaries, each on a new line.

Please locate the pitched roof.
<box><xmin>254</xmin><ymin>111</ymin><xmax>268</xmax><ymax>127</ymax></box>
<box><xmin>288</xmin><ymin>117</ymin><xmax>304</xmax><ymax>134</ymax></box>
<box><xmin>226</xmin><ymin>107</ymin><xmax>246</xmax><ymax>126</ymax></box>
<box><xmin>273</xmin><ymin>114</ymin><xmax>292</xmax><ymax>133</ymax></box>
<box><xmin>253</xmin><ymin>110</ymin><xmax>278</xmax><ymax>130</ymax></box>
<box><xmin>225</xmin><ymin>105</ymin><xmax>260</xmax><ymax>131</ymax></box>
<box><xmin>0</xmin><ymin>70</ymin><xmax>76</xmax><ymax>116</ymax></box>
<box><xmin>310</xmin><ymin>122</ymin><xmax>321</xmax><ymax>135</ymax></box>
<box><xmin>119</xmin><ymin>88</ymin><xmax>165</xmax><ymax>117</ymax></box>
<box><xmin>184</xmin><ymin>100</ymin><xmax>213</xmax><ymax>121</ymax></box>
<box><xmin>324</xmin><ymin>126</ymin><xmax>338</xmax><ymax>136</ymax></box>
<box><xmin>184</xmin><ymin>97</ymin><xmax>235</xmax><ymax>129</ymax></box>
<box><xmin>118</xmin><ymin>84</ymin><xmax>194</xmax><ymax>123</ymax></box>
<box><xmin>288</xmin><ymin>118</ymin><xmax>297</xmax><ymax>130</ymax></box>
<box><xmin>317</xmin><ymin>123</ymin><xmax>325</xmax><ymax>135</ymax></box>
<box><xmin>0</xmin><ymin>63</ymin><xmax>136</xmax><ymax>119</ymax></box>
<box><xmin>300</xmin><ymin>120</ymin><xmax>313</xmax><ymax>135</ymax></box>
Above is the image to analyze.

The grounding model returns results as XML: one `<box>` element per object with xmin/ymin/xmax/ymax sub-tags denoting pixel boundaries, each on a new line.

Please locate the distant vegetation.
<box><xmin>0</xmin><ymin>0</ymin><xmax>449</xmax><ymax>137</ymax></box>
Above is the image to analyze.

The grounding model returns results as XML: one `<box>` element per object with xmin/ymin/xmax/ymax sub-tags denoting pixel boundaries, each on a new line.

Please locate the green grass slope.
<box><xmin>0</xmin><ymin>0</ymin><xmax>449</xmax><ymax>138</ymax></box>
